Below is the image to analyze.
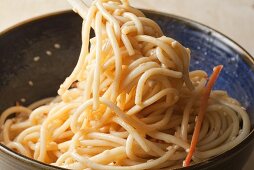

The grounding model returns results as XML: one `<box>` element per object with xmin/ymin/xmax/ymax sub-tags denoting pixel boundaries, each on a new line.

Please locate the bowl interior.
<box><xmin>0</xmin><ymin>10</ymin><xmax>253</xmax><ymax>169</ymax></box>
<box><xmin>0</xmin><ymin>12</ymin><xmax>82</xmax><ymax>111</ymax></box>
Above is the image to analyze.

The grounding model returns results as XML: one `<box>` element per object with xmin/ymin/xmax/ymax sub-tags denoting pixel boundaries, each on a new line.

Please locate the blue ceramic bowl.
<box><xmin>0</xmin><ymin>10</ymin><xmax>253</xmax><ymax>170</ymax></box>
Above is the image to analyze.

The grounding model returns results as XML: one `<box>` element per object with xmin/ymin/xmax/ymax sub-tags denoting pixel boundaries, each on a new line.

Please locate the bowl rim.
<box><xmin>0</xmin><ymin>9</ymin><xmax>254</xmax><ymax>170</ymax></box>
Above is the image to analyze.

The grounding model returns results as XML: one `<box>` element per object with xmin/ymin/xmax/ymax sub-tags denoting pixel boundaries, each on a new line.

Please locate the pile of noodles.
<box><xmin>0</xmin><ymin>0</ymin><xmax>250</xmax><ymax>169</ymax></box>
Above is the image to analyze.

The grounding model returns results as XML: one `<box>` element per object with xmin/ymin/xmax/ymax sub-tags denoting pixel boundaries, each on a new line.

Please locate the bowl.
<box><xmin>0</xmin><ymin>10</ymin><xmax>253</xmax><ymax>170</ymax></box>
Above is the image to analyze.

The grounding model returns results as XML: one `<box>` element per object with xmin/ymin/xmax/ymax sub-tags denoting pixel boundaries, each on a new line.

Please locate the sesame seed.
<box><xmin>28</xmin><ymin>81</ymin><xmax>34</xmax><ymax>86</ymax></box>
<box><xmin>54</xmin><ymin>43</ymin><xmax>61</xmax><ymax>49</ymax></box>
<box><xmin>46</xmin><ymin>50</ymin><xmax>52</xmax><ymax>56</ymax></box>
<box><xmin>20</xmin><ymin>98</ymin><xmax>26</xmax><ymax>103</ymax></box>
<box><xmin>33</xmin><ymin>56</ymin><xmax>40</xmax><ymax>62</ymax></box>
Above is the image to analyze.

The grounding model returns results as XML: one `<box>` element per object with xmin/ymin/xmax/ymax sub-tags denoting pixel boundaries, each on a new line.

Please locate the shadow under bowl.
<box><xmin>0</xmin><ymin>10</ymin><xmax>253</xmax><ymax>170</ymax></box>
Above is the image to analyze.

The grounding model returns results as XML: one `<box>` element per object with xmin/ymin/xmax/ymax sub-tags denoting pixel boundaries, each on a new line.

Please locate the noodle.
<box><xmin>0</xmin><ymin>0</ymin><xmax>251</xmax><ymax>169</ymax></box>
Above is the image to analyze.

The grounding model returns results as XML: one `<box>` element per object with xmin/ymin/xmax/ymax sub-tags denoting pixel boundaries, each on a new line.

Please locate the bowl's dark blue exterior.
<box><xmin>0</xmin><ymin>10</ymin><xmax>253</xmax><ymax>170</ymax></box>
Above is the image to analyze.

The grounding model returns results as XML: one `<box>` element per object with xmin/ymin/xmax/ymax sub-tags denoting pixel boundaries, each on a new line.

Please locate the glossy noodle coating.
<box><xmin>0</xmin><ymin>0</ymin><xmax>250</xmax><ymax>169</ymax></box>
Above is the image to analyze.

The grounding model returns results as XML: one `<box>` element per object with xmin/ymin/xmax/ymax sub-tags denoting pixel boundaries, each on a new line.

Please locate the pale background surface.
<box><xmin>0</xmin><ymin>0</ymin><xmax>253</xmax><ymax>169</ymax></box>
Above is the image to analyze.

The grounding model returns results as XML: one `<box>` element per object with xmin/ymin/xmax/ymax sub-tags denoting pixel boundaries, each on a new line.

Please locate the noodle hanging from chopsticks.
<box><xmin>0</xmin><ymin>0</ymin><xmax>250</xmax><ymax>169</ymax></box>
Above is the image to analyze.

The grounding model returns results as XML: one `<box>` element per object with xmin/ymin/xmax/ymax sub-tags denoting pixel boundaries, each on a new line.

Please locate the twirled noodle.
<box><xmin>0</xmin><ymin>0</ymin><xmax>251</xmax><ymax>169</ymax></box>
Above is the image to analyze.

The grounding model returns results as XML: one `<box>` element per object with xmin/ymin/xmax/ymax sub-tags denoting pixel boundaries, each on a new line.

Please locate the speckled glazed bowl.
<box><xmin>0</xmin><ymin>10</ymin><xmax>253</xmax><ymax>170</ymax></box>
